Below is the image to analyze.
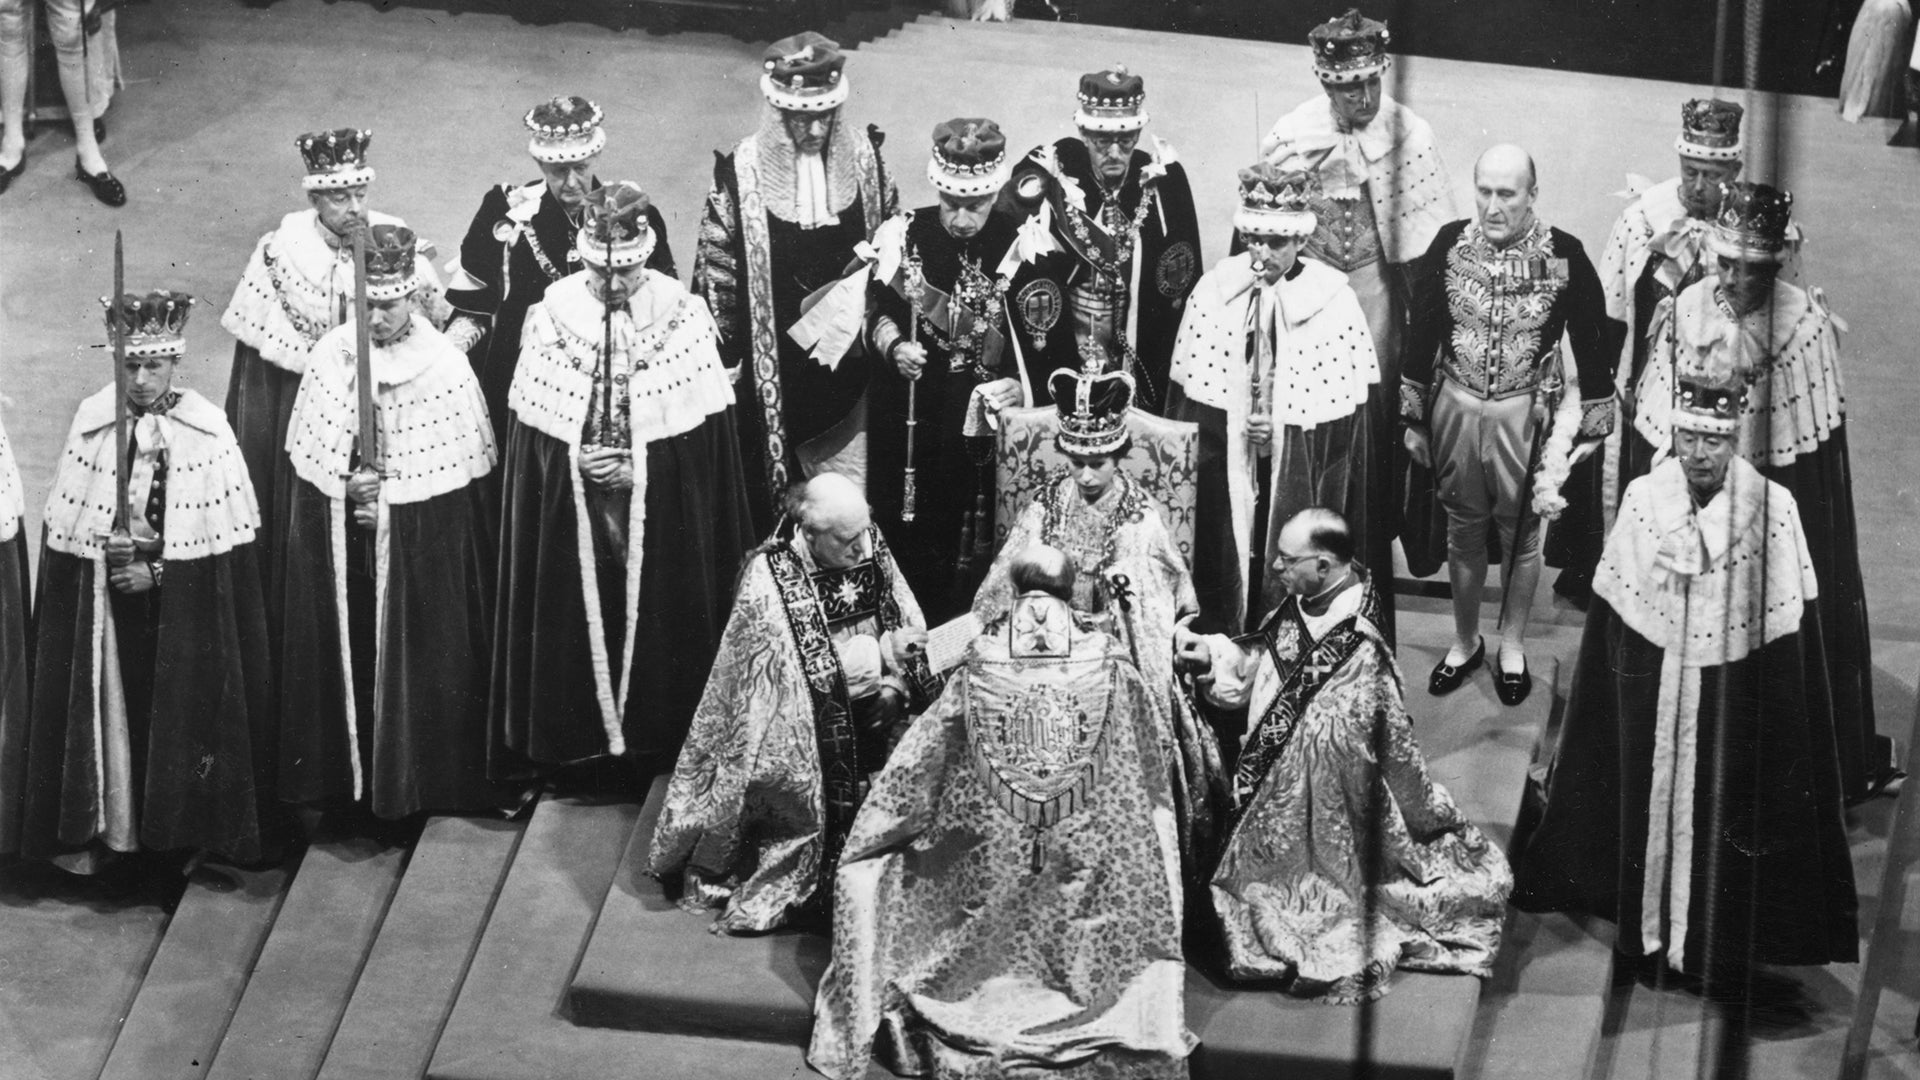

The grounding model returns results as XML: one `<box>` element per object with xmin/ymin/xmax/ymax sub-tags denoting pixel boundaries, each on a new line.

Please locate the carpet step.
<box><xmin>95</xmin><ymin>863</ymin><xmax>293</xmax><ymax>1080</ymax></box>
<box><xmin>426</xmin><ymin>795</ymin><xmax>815</xmax><ymax>1080</ymax></box>
<box><xmin>566</xmin><ymin>621</ymin><xmax>1552</xmax><ymax>1079</ymax></box>
<box><xmin>203</xmin><ymin>837</ymin><xmax>411</xmax><ymax>1080</ymax></box>
<box><xmin>315</xmin><ymin>815</ymin><xmax>527</xmax><ymax>1080</ymax></box>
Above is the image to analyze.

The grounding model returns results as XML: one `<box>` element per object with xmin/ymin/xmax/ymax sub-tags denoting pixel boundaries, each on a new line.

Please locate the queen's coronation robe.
<box><xmin>491</xmin><ymin>270</ymin><xmax>754</xmax><ymax>772</ymax></box>
<box><xmin>1635</xmin><ymin>277</ymin><xmax>1887</xmax><ymax>800</ymax></box>
<box><xmin>808</xmin><ymin>598</ymin><xmax>1194</xmax><ymax>1080</ymax></box>
<box><xmin>975</xmin><ymin>474</ymin><xmax>1225</xmax><ymax>879</ymax></box>
<box><xmin>221</xmin><ymin>208</ymin><xmax>447</xmax><ymax>608</ymax></box>
<box><xmin>1198</xmin><ymin>571</ymin><xmax>1510</xmax><ymax>1002</ymax></box>
<box><xmin>650</xmin><ymin>525</ymin><xmax>929</xmax><ymax>933</ymax></box>
<box><xmin>277</xmin><ymin>314</ymin><xmax>507</xmax><ymax>818</ymax></box>
<box><xmin>1514</xmin><ymin>457</ymin><xmax>1858</xmax><ymax>973</ymax></box>
<box><xmin>19</xmin><ymin>388</ymin><xmax>276</xmax><ymax>866</ymax></box>
<box><xmin>1167</xmin><ymin>253</ymin><xmax>1385</xmax><ymax>637</ymax></box>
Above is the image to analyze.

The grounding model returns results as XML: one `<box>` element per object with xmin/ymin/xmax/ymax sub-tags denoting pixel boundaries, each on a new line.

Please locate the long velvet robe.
<box><xmin>1010</xmin><ymin>138</ymin><xmax>1202</xmax><ymax>416</ymax></box>
<box><xmin>808</xmin><ymin>611</ymin><xmax>1194</xmax><ymax>1080</ymax></box>
<box><xmin>693</xmin><ymin>119</ymin><xmax>899</xmax><ymax>533</ymax></box>
<box><xmin>1199</xmin><ymin>573</ymin><xmax>1510</xmax><ymax>1002</ymax></box>
<box><xmin>0</xmin><ymin>420</ymin><xmax>31</xmax><ymax>855</ymax></box>
<box><xmin>275</xmin><ymin>315</ymin><xmax>507</xmax><ymax>818</ymax></box>
<box><xmin>19</xmin><ymin>388</ymin><xmax>276</xmax><ymax>866</ymax></box>
<box><xmin>649</xmin><ymin>528</ymin><xmax>928</xmax><ymax>934</ymax></box>
<box><xmin>491</xmin><ymin>272</ymin><xmax>754</xmax><ymax>773</ymax></box>
<box><xmin>1513</xmin><ymin>458</ymin><xmax>1858</xmax><ymax>973</ymax></box>
<box><xmin>445</xmin><ymin>178</ymin><xmax>675</xmax><ymax>448</ymax></box>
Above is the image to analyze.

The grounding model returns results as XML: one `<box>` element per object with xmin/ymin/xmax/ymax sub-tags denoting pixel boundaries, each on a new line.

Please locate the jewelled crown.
<box><xmin>1310</xmin><ymin>9</ymin><xmax>1391</xmax><ymax>85</ymax></box>
<box><xmin>296</xmin><ymin>128</ymin><xmax>374</xmax><ymax>191</ymax></box>
<box><xmin>1049</xmin><ymin>367</ymin><xmax>1135</xmax><ymax>457</ymax></box>
<box><xmin>102</xmin><ymin>290</ymin><xmax>195</xmax><ymax>358</ymax></box>
<box><xmin>762</xmin><ymin>32</ymin><xmax>849</xmax><ymax>113</ymax></box>
<box><xmin>577</xmin><ymin>181</ymin><xmax>656</xmax><ymax>269</ymax></box>
<box><xmin>1672</xmin><ymin>375</ymin><xmax>1746</xmax><ymax>436</ymax></box>
<box><xmin>526</xmin><ymin>95</ymin><xmax>606</xmax><ymax>164</ymax></box>
<box><xmin>1708</xmin><ymin>180</ymin><xmax>1794</xmax><ymax>263</ymax></box>
<box><xmin>1676</xmin><ymin>98</ymin><xmax>1744</xmax><ymax>162</ymax></box>
<box><xmin>1234</xmin><ymin>162</ymin><xmax>1318</xmax><ymax>238</ymax></box>
<box><xmin>362</xmin><ymin>224</ymin><xmax>419</xmax><ymax>302</ymax></box>
<box><xmin>1075</xmin><ymin>67</ymin><xmax>1148</xmax><ymax>133</ymax></box>
<box><xmin>927</xmin><ymin>117</ymin><xmax>1009</xmax><ymax>199</ymax></box>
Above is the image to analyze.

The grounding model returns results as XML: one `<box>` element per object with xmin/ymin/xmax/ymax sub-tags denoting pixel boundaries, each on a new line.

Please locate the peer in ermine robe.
<box><xmin>1514</xmin><ymin>445</ymin><xmax>1857</xmax><ymax>985</ymax></box>
<box><xmin>1181</xmin><ymin>508</ymin><xmax>1509</xmax><ymax>1003</ymax></box>
<box><xmin>21</xmin><ymin>291</ymin><xmax>275</xmax><ymax>868</ymax></box>
<box><xmin>219</xmin><ymin>128</ymin><xmax>446</xmax><ymax>617</ymax></box>
<box><xmin>277</xmin><ymin>224</ymin><xmax>507</xmax><ymax>819</ymax></box>
<box><xmin>650</xmin><ymin>478</ymin><xmax>933</xmax><ymax>934</ymax></box>
<box><xmin>492</xmin><ymin>183</ymin><xmax>755</xmax><ymax>778</ymax></box>
<box><xmin>1629</xmin><ymin>180</ymin><xmax>1891</xmax><ymax>801</ymax></box>
<box><xmin>1169</xmin><ymin>162</ymin><xmax>1384</xmax><ymax>638</ymax></box>
<box><xmin>442</xmin><ymin>94</ymin><xmax>675</xmax><ymax>449</ymax></box>
<box><xmin>810</xmin><ymin>553</ymin><xmax>1194</xmax><ymax>1080</ymax></box>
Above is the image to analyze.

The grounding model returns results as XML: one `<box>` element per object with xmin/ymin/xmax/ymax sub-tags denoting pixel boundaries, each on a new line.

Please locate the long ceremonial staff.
<box><xmin>601</xmin><ymin>226</ymin><xmax>615</xmax><ymax>443</ymax></box>
<box><xmin>351</xmin><ymin>228</ymin><xmax>380</xmax><ymax>474</ymax></box>
<box><xmin>902</xmin><ymin>257</ymin><xmax>923</xmax><ymax>523</ymax></box>
<box><xmin>110</xmin><ymin>230</ymin><xmax>129</xmax><ymax>536</ymax></box>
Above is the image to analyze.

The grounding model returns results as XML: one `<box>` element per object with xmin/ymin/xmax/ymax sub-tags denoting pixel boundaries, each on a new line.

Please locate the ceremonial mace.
<box><xmin>110</xmin><ymin>231</ymin><xmax>131</xmax><ymax>543</ymax></box>
<box><xmin>901</xmin><ymin>257</ymin><xmax>925</xmax><ymax>523</ymax></box>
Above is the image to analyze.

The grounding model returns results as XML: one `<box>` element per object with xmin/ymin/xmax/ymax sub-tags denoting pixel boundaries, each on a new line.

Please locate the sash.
<box><xmin>763</xmin><ymin>526</ymin><xmax>926</xmax><ymax>898</ymax></box>
<box><xmin>890</xmin><ymin>261</ymin><xmax>1008</xmax><ymax>376</ymax></box>
<box><xmin>1227</xmin><ymin>579</ymin><xmax>1384</xmax><ymax>823</ymax></box>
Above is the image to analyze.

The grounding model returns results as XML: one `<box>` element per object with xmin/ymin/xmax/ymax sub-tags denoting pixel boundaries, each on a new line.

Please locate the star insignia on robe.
<box><xmin>835</xmin><ymin>579</ymin><xmax>862</xmax><ymax>607</ymax></box>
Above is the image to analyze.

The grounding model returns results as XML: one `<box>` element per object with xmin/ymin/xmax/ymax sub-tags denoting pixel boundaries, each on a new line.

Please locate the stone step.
<box><xmin>426</xmin><ymin>795</ymin><xmax>809</xmax><ymax>1080</ymax></box>
<box><xmin>94</xmin><ymin>863</ymin><xmax>293</xmax><ymax>1080</ymax></box>
<box><xmin>565</xmin><ymin>617</ymin><xmax>1553</xmax><ymax>1079</ymax></box>
<box><xmin>203</xmin><ymin>837</ymin><xmax>412</xmax><ymax>1080</ymax></box>
<box><xmin>314</xmin><ymin>815</ymin><xmax>528</xmax><ymax>1080</ymax></box>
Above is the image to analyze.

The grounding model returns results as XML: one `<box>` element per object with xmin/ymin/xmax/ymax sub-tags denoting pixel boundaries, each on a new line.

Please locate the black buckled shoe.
<box><xmin>0</xmin><ymin>155</ymin><xmax>22</xmax><ymax>195</ymax></box>
<box><xmin>1429</xmin><ymin>637</ymin><xmax>1484</xmax><ymax>696</ymax></box>
<box><xmin>1495</xmin><ymin>656</ymin><xmax>1533</xmax><ymax>706</ymax></box>
<box><xmin>75</xmin><ymin>160</ymin><xmax>126</xmax><ymax>207</ymax></box>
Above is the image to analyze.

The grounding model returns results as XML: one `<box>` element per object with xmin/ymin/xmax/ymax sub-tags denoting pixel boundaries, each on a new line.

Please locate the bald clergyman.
<box><xmin>649</xmin><ymin>474</ymin><xmax>933</xmax><ymax>934</ymax></box>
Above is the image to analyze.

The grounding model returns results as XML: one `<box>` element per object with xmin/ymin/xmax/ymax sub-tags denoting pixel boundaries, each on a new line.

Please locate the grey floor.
<box><xmin>0</xmin><ymin>2</ymin><xmax>1917</xmax><ymax>1078</ymax></box>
